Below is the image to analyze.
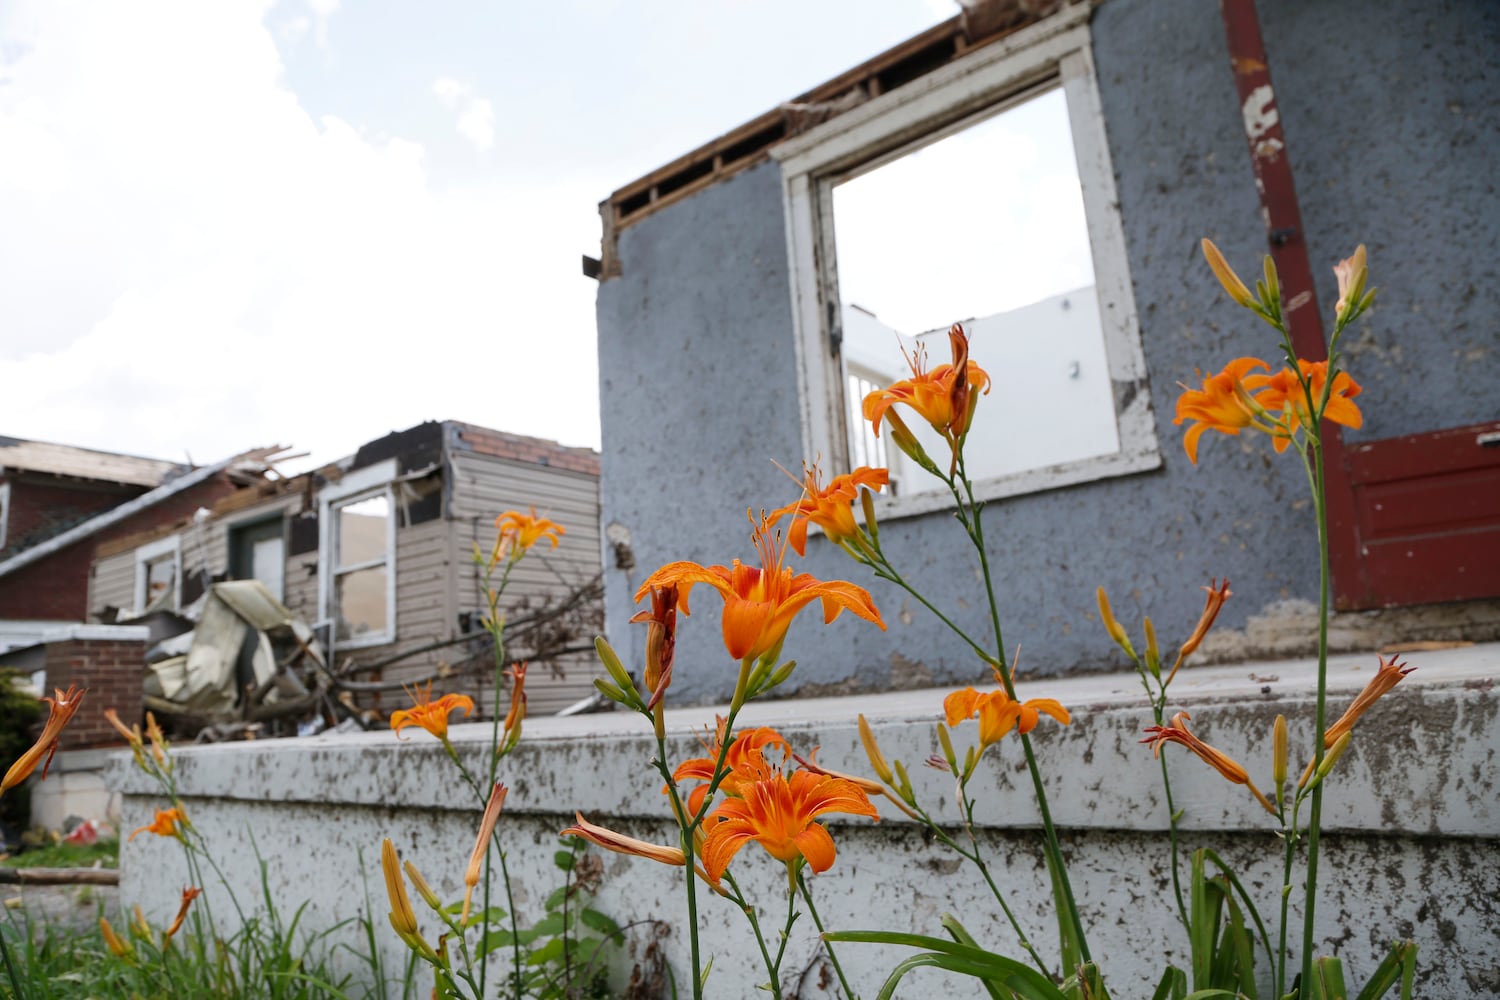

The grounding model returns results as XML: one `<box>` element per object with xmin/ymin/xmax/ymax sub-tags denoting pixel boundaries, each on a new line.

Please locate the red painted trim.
<box><xmin>1218</xmin><ymin>0</ymin><xmax>1363</xmax><ymax>609</ymax></box>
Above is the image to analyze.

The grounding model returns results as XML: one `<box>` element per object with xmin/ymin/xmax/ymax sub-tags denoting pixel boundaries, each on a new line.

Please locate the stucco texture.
<box><xmin>593</xmin><ymin>1</ymin><xmax>1499</xmax><ymax>705</ymax></box>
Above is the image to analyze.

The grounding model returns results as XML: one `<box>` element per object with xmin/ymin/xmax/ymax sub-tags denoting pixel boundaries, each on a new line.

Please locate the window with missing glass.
<box><xmin>134</xmin><ymin>535</ymin><xmax>181</xmax><ymax>614</ymax></box>
<box><xmin>774</xmin><ymin>7</ymin><xmax>1159</xmax><ymax>517</ymax></box>
<box><xmin>318</xmin><ymin>460</ymin><xmax>397</xmax><ymax>648</ymax></box>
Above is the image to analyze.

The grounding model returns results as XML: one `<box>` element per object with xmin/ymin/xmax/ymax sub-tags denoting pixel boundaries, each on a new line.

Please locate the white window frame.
<box><xmin>0</xmin><ymin>481</ymin><xmax>9</xmax><ymax>549</ymax></box>
<box><xmin>133</xmin><ymin>535</ymin><xmax>182</xmax><ymax>614</ymax></box>
<box><xmin>772</xmin><ymin>5</ymin><xmax>1160</xmax><ymax>521</ymax></box>
<box><xmin>317</xmin><ymin>459</ymin><xmax>398</xmax><ymax>650</ymax></box>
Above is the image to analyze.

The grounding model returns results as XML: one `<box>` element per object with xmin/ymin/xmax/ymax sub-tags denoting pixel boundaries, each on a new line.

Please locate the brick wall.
<box><xmin>42</xmin><ymin>638</ymin><xmax>146</xmax><ymax>749</ymax></box>
<box><xmin>0</xmin><ymin>474</ymin><xmax>241</xmax><ymax>621</ymax></box>
<box><xmin>1</xmin><ymin>475</ymin><xmax>143</xmax><ymax>554</ymax></box>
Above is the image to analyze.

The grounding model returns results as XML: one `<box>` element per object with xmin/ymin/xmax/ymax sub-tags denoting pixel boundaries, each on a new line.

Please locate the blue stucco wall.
<box><xmin>594</xmin><ymin>0</ymin><xmax>1499</xmax><ymax>704</ymax></box>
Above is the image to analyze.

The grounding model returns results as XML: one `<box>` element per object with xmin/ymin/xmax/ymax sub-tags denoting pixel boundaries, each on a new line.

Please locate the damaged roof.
<box><xmin>0</xmin><ymin>435</ymin><xmax>187</xmax><ymax>487</ymax></box>
<box><xmin>596</xmin><ymin>0</ymin><xmax>1066</xmax><ymax>261</ymax></box>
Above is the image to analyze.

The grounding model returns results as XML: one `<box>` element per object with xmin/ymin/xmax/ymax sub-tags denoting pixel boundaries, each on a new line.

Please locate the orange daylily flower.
<box><xmin>1</xmin><ymin>685</ymin><xmax>86</xmax><ymax>796</ymax></box>
<box><xmin>128</xmin><ymin>807</ymin><xmax>188</xmax><ymax>843</ymax></box>
<box><xmin>1143</xmin><ymin>711</ymin><xmax>1276</xmax><ymax>816</ymax></box>
<box><xmin>1323</xmin><ymin>655</ymin><xmax>1414</xmax><ymax>748</ymax></box>
<box><xmin>768</xmin><ymin>463</ymin><xmax>888</xmax><ymax>557</ymax></box>
<box><xmin>560</xmin><ymin>813</ymin><xmax>687</xmax><ymax>867</ymax></box>
<box><xmin>630</xmin><ymin>585</ymin><xmax>678</xmax><ymax>708</ymax></box>
<box><xmin>1244</xmin><ymin>359</ymin><xmax>1363</xmax><ymax>451</ymax></box>
<box><xmin>701</xmin><ymin>765</ymin><xmax>878</xmax><ymax>883</ymax></box>
<box><xmin>635</xmin><ymin>512</ymin><xmax>885</xmax><ymax>664</ymax></box>
<box><xmin>673</xmin><ymin>722</ymin><xmax>790</xmax><ymax>816</ymax></box>
<box><xmin>390</xmin><ymin>682</ymin><xmax>475</xmax><ymax>742</ymax></box>
<box><xmin>494</xmin><ymin>507</ymin><xmax>565</xmax><ymax>554</ymax></box>
<box><xmin>944</xmin><ymin>687</ymin><xmax>1071</xmax><ymax>748</ymax></box>
<box><xmin>164</xmin><ymin>886</ymin><xmax>202</xmax><ymax>944</ymax></box>
<box><xmin>1172</xmin><ymin>357</ymin><xmax>1270</xmax><ymax>464</ymax></box>
<box><xmin>862</xmin><ymin>323</ymin><xmax>991</xmax><ymax>474</ymax></box>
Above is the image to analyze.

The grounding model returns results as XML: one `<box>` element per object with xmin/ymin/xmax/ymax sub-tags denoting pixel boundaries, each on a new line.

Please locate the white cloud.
<box><xmin>0</xmin><ymin>0</ymin><xmax>600</xmax><ymax>470</ymax></box>
<box><xmin>431</xmin><ymin>76</ymin><xmax>496</xmax><ymax>152</ymax></box>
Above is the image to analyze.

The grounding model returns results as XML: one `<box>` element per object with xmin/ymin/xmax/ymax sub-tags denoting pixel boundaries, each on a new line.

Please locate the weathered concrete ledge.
<box><xmin>114</xmin><ymin>644</ymin><xmax>1499</xmax><ymax>997</ymax></box>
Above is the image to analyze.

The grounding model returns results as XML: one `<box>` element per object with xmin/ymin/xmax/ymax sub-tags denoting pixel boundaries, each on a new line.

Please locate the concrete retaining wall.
<box><xmin>114</xmin><ymin>642</ymin><xmax>1498</xmax><ymax>997</ymax></box>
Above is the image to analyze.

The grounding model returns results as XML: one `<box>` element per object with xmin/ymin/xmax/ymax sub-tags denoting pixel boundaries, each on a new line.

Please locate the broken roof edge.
<box><xmin>595</xmin><ymin>0</ymin><xmax>1071</xmax><ymax>255</ymax></box>
<box><xmin>447</xmin><ymin>421</ymin><xmax>600</xmax><ymax>477</ymax></box>
<box><xmin>0</xmin><ymin>448</ymin><xmax>282</xmax><ymax>581</ymax></box>
<box><xmin>0</xmin><ymin>434</ymin><xmax>188</xmax><ymax>487</ymax></box>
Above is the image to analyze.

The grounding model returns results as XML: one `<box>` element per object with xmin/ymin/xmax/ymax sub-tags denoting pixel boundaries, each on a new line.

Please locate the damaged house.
<box><xmin>589</xmin><ymin>0</ymin><xmax>1500</xmax><ymax>703</ymax></box>
<box><xmin>1</xmin><ymin>422</ymin><xmax>602</xmax><ymax>828</ymax></box>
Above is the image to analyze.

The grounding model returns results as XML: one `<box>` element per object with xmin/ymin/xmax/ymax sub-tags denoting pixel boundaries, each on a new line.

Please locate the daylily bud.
<box><xmin>860</xmin><ymin>486</ymin><xmax>880</xmax><ymax>545</ymax></box>
<box><xmin>1166</xmin><ymin>579</ymin><xmax>1231</xmax><ymax>686</ymax></box>
<box><xmin>560</xmin><ymin>813</ymin><xmax>686</xmax><ymax>867</ymax></box>
<box><xmin>857</xmin><ymin>714</ymin><xmax>895</xmax><ymax>785</ymax></box>
<box><xmin>1096</xmin><ymin>587</ymin><xmax>1137</xmax><ymax>659</ymax></box>
<box><xmin>1262</xmin><ymin>253</ymin><xmax>1281</xmax><ymax>311</ymax></box>
<box><xmin>499</xmin><ymin>664</ymin><xmax>527</xmax><ymax>757</ymax></box>
<box><xmin>936</xmin><ymin>721</ymin><xmax>958</xmax><ymax>771</ymax></box>
<box><xmin>885</xmin><ymin>411</ymin><xmax>941</xmax><ymax>477</ymax></box>
<box><xmin>100</xmin><ymin>917</ymin><xmax>134</xmax><ymax>960</ymax></box>
<box><xmin>1202</xmin><ymin>239</ymin><xmax>1257</xmax><ymax>309</ymax></box>
<box><xmin>1315</xmin><ymin>731</ymin><xmax>1353</xmax><ymax>782</ymax></box>
<box><xmin>1143</xmin><ymin>616</ymin><xmax>1161</xmax><ymax>680</ymax></box>
<box><xmin>462</xmin><ymin>782</ymin><xmax>508</xmax><ymax>925</ymax></box>
<box><xmin>404</xmin><ymin>860</ymin><xmax>443</xmax><ymax>912</ymax></box>
<box><xmin>1272</xmin><ymin>714</ymin><xmax>1288</xmax><ymax>807</ymax></box>
<box><xmin>594</xmin><ymin>637</ymin><xmax>639</xmax><ymax>702</ymax></box>
<box><xmin>892</xmin><ymin>759</ymin><xmax>916</xmax><ymax>806</ymax></box>
<box><xmin>1333</xmin><ymin>245</ymin><xmax>1368</xmax><ymax>322</ymax></box>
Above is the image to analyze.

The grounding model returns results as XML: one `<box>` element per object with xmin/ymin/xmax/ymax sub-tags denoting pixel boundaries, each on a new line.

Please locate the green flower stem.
<box><xmin>1157</xmin><ymin>745</ymin><xmax>1190</xmax><ymax>934</ymax></box>
<box><xmin>443</xmin><ymin>742</ymin><xmax>523</xmax><ymax>999</ymax></box>
<box><xmin>797</xmin><ymin>871</ymin><xmax>857</xmax><ymax>1000</ymax></box>
<box><xmin>478</xmin><ymin>548</ymin><xmax>517</xmax><ymax>998</ymax></box>
<box><xmin>722</xmin><ymin>871</ymin><xmax>780</xmax><ymax>1000</ymax></box>
<box><xmin>654</xmin><ymin>734</ymin><xmax>706</xmax><ymax>1000</ymax></box>
<box><xmin>1299</xmin><ymin>437</ymin><xmax>1333</xmax><ymax>993</ymax></box>
<box><xmin>957</xmin><ymin>463</ymin><xmax>1092</xmax><ymax>967</ymax></box>
<box><xmin>905</xmin><ymin>792</ymin><xmax>1050</xmax><ymax>977</ymax></box>
<box><xmin>1277</xmin><ymin>819</ymin><xmax>1298</xmax><ymax>1000</ymax></box>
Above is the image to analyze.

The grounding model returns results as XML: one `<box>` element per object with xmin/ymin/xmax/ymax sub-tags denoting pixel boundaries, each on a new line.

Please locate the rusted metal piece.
<box><xmin>1218</xmin><ymin>0</ymin><xmax>1362</xmax><ymax>609</ymax></box>
<box><xmin>0</xmin><ymin>867</ymin><xmax>120</xmax><ymax>886</ymax></box>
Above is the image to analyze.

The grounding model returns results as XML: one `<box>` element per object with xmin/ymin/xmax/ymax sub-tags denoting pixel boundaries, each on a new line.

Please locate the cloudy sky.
<box><xmin>0</xmin><ymin>0</ymin><xmax>949</xmax><ymax>471</ymax></box>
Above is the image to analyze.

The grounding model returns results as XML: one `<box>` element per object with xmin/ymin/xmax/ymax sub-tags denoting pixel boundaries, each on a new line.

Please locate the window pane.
<box><xmin>338</xmin><ymin>495</ymin><xmax>389</xmax><ymax>569</ymax></box>
<box><xmin>833</xmin><ymin>86</ymin><xmax>1119</xmax><ymax>492</ymax></box>
<box><xmin>143</xmin><ymin>555</ymin><xmax>176</xmax><ymax>611</ymax></box>
<box><xmin>335</xmin><ymin>566</ymin><xmax>389</xmax><ymax>640</ymax></box>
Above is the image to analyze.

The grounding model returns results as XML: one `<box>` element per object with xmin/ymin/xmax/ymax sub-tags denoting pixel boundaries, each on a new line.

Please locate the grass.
<box><xmin>1</xmin><ymin>838</ymin><xmax>119</xmax><ymax>870</ymax></box>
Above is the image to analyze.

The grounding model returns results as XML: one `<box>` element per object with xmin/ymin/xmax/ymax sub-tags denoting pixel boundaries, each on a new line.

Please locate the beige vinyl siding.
<box><xmin>447</xmin><ymin>450</ymin><xmax>604</xmax><ymax>715</ymax></box>
<box><xmin>283</xmin><ymin>550</ymin><xmax>319</xmax><ymax>625</ymax></box>
<box><xmin>89</xmin><ymin>548</ymin><xmax>139</xmax><ymax>619</ymax></box>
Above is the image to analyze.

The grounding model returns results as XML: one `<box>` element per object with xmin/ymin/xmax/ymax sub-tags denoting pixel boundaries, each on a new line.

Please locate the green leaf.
<box><xmin>580</xmin><ymin>908</ymin><xmax>621</xmax><ymax>937</ymax></box>
<box><xmin>554</xmin><ymin>850</ymin><xmax>576</xmax><ymax>872</ymax></box>
<box><xmin>1310</xmin><ymin>956</ymin><xmax>1348</xmax><ymax>1000</ymax></box>
<box><xmin>827</xmin><ymin>931</ymin><xmax>1064</xmax><ymax>1000</ymax></box>
<box><xmin>1152</xmin><ymin>966</ymin><xmax>1188</xmax><ymax>1000</ymax></box>
<box><xmin>527</xmin><ymin>938</ymin><xmax>567</xmax><ymax>966</ymax></box>
<box><xmin>545</xmin><ymin>885</ymin><xmax>572</xmax><ymax>911</ymax></box>
<box><xmin>529</xmin><ymin>913</ymin><xmax>567</xmax><ymax>937</ymax></box>
<box><xmin>1352</xmin><ymin>940</ymin><xmax>1417</xmax><ymax>1000</ymax></box>
<box><xmin>940</xmin><ymin>915</ymin><xmax>1007</xmax><ymax>1000</ymax></box>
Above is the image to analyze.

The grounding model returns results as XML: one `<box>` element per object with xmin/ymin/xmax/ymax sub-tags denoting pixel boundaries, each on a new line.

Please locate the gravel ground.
<box><xmin>3</xmin><ymin>883</ymin><xmax>119</xmax><ymax>935</ymax></box>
